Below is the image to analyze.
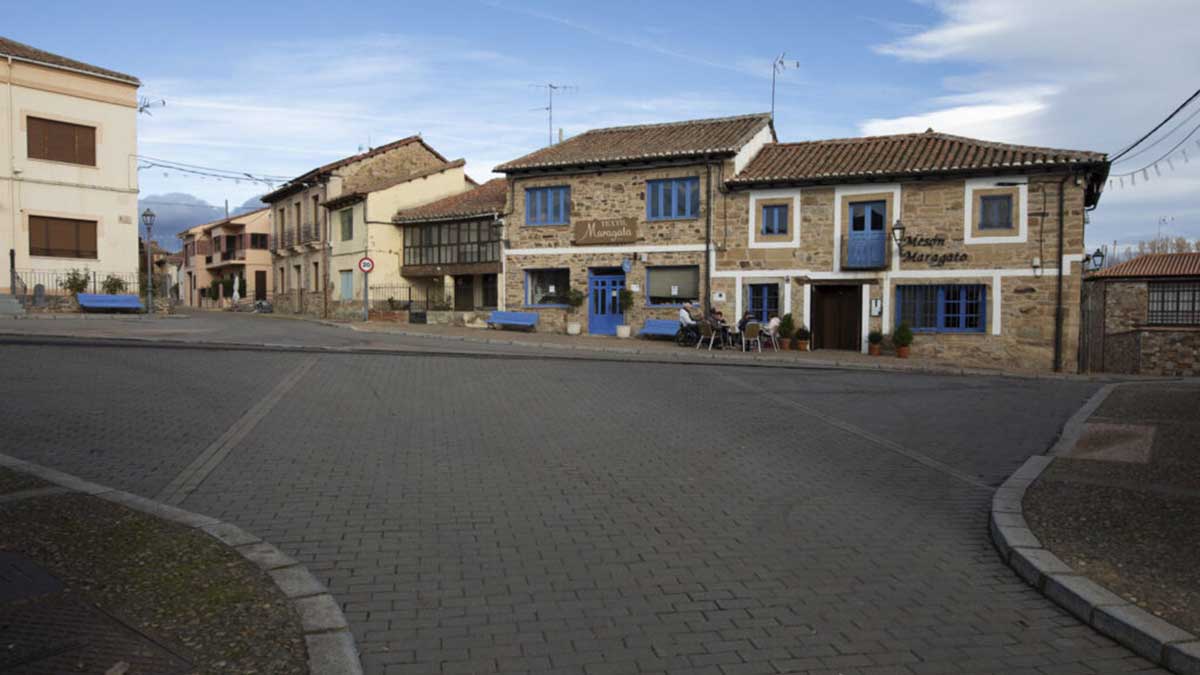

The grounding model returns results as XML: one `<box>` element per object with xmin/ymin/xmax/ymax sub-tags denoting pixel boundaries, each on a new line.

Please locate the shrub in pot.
<box><xmin>564</xmin><ymin>288</ymin><xmax>586</xmax><ymax>335</ymax></box>
<box><xmin>794</xmin><ymin>324</ymin><xmax>811</xmax><ymax>351</ymax></box>
<box><xmin>868</xmin><ymin>330</ymin><xmax>884</xmax><ymax>356</ymax></box>
<box><xmin>892</xmin><ymin>322</ymin><xmax>914</xmax><ymax>358</ymax></box>
<box><xmin>777</xmin><ymin>313</ymin><xmax>796</xmax><ymax>350</ymax></box>
<box><xmin>615</xmin><ymin>289</ymin><xmax>635</xmax><ymax>338</ymax></box>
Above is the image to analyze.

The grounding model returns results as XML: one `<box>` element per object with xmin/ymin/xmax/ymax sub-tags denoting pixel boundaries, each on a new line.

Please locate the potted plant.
<box><xmin>615</xmin><ymin>288</ymin><xmax>636</xmax><ymax>338</ymax></box>
<box><xmin>564</xmin><ymin>288</ymin><xmax>586</xmax><ymax>335</ymax></box>
<box><xmin>777</xmin><ymin>313</ymin><xmax>796</xmax><ymax>350</ymax></box>
<box><xmin>893</xmin><ymin>322</ymin><xmax>914</xmax><ymax>358</ymax></box>
<box><xmin>794</xmin><ymin>324</ymin><xmax>811</xmax><ymax>352</ymax></box>
<box><xmin>868</xmin><ymin>330</ymin><xmax>884</xmax><ymax>356</ymax></box>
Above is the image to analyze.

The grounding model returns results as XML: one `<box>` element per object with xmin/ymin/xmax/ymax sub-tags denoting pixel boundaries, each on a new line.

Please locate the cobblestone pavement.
<box><xmin>0</xmin><ymin>343</ymin><xmax>1166</xmax><ymax>674</ymax></box>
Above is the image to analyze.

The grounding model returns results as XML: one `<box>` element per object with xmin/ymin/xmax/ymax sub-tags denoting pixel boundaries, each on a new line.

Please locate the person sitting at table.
<box><xmin>679</xmin><ymin>302</ymin><xmax>698</xmax><ymax>327</ymax></box>
<box><xmin>737</xmin><ymin>311</ymin><xmax>754</xmax><ymax>333</ymax></box>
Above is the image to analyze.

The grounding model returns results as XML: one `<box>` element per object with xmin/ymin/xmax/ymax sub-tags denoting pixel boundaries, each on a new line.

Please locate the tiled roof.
<box><xmin>322</xmin><ymin>160</ymin><xmax>467</xmax><ymax>209</ymax></box>
<box><xmin>262</xmin><ymin>136</ymin><xmax>449</xmax><ymax>202</ymax></box>
<box><xmin>495</xmin><ymin>113</ymin><xmax>774</xmax><ymax>172</ymax></box>
<box><xmin>177</xmin><ymin>207</ymin><xmax>269</xmax><ymax>237</ymax></box>
<box><xmin>1091</xmin><ymin>253</ymin><xmax>1200</xmax><ymax>279</ymax></box>
<box><xmin>729</xmin><ymin>130</ymin><xmax>1107</xmax><ymax>185</ymax></box>
<box><xmin>0</xmin><ymin>36</ymin><xmax>139</xmax><ymax>85</ymax></box>
<box><xmin>393</xmin><ymin>178</ymin><xmax>508</xmax><ymax>223</ymax></box>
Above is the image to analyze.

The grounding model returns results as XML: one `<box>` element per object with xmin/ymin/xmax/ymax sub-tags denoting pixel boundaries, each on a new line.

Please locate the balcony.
<box><xmin>841</xmin><ymin>232</ymin><xmax>889</xmax><ymax>270</ymax></box>
<box><xmin>207</xmin><ymin>249</ymin><xmax>246</xmax><ymax>268</ymax></box>
<box><xmin>299</xmin><ymin>223</ymin><xmax>322</xmax><ymax>249</ymax></box>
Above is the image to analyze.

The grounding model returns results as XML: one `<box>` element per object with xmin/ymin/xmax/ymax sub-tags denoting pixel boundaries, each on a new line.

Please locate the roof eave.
<box><xmin>393</xmin><ymin>210</ymin><xmax>500</xmax><ymax>225</ymax></box>
<box><xmin>3</xmin><ymin>53</ymin><xmax>140</xmax><ymax>86</ymax></box>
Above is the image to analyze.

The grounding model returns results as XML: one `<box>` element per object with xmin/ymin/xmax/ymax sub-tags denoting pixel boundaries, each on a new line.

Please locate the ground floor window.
<box><xmin>747</xmin><ymin>283</ymin><xmax>779</xmax><ymax>322</ymax></box>
<box><xmin>340</xmin><ymin>270</ymin><xmax>353</xmax><ymax>300</ymax></box>
<box><xmin>646</xmin><ymin>266</ymin><xmax>699</xmax><ymax>306</ymax></box>
<box><xmin>896</xmin><ymin>284</ymin><xmax>986</xmax><ymax>332</ymax></box>
<box><xmin>482</xmin><ymin>274</ymin><xmax>498</xmax><ymax>308</ymax></box>
<box><xmin>526</xmin><ymin>269</ymin><xmax>570</xmax><ymax>306</ymax></box>
<box><xmin>29</xmin><ymin>215</ymin><xmax>97</xmax><ymax>259</ymax></box>
<box><xmin>1148</xmin><ymin>281</ymin><xmax>1200</xmax><ymax>325</ymax></box>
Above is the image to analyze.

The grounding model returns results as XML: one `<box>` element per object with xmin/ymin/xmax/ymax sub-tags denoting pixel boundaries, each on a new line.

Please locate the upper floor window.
<box><xmin>250</xmin><ymin>234</ymin><xmax>269</xmax><ymax>249</ymax></box>
<box><xmin>896</xmin><ymin>284</ymin><xmax>986</xmax><ymax>333</ymax></box>
<box><xmin>29</xmin><ymin>215</ymin><xmax>97</xmax><ymax>259</ymax></box>
<box><xmin>761</xmin><ymin>204</ymin><xmax>789</xmax><ymax>235</ymax></box>
<box><xmin>26</xmin><ymin>116</ymin><xmax>96</xmax><ymax>166</ymax></box>
<box><xmin>979</xmin><ymin>194</ymin><xmax>1013</xmax><ymax>230</ymax></box>
<box><xmin>646</xmin><ymin>177</ymin><xmax>700</xmax><ymax>221</ymax></box>
<box><xmin>849</xmin><ymin>200</ymin><xmax>886</xmax><ymax>232</ymax></box>
<box><xmin>525</xmin><ymin>186</ymin><xmax>570</xmax><ymax>225</ymax></box>
<box><xmin>1148</xmin><ymin>281</ymin><xmax>1200</xmax><ymax>326</ymax></box>
<box><xmin>340</xmin><ymin>208</ymin><xmax>353</xmax><ymax>241</ymax></box>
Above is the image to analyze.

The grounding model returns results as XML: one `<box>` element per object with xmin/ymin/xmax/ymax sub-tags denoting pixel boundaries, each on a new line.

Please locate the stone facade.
<box><xmin>1089</xmin><ymin>277</ymin><xmax>1200</xmax><ymax>376</ymax></box>
<box><xmin>1140</xmin><ymin>328</ymin><xmax>1200</xmax><ymax>376</ymax></box>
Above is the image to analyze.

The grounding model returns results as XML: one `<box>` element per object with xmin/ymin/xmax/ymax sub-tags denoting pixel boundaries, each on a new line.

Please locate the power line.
<box><xmin>1111</xmin><ymin>103</ymin><xmax>1200</xmax><ymax>165</ymax></box>
<box><xmin>136</xmin><ymin>154</ymin><xmax>291</xmax><ymax>180</ymax></box>
<box><xmin>1109</xmin><ymin>86</ymin><xmax>1200</xmax><ymax>162</ymax></box>
<box><xmin>1110</xmin><ymin>119</ymin><xmax>1200</xmax><ymax>178</ymax></box>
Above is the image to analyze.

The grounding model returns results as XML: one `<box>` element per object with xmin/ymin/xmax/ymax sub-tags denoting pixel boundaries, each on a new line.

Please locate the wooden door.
<box><xmin>812</xmin><ymin>285</ymin><xmax>861</xmax><ymax>350</ymax></box>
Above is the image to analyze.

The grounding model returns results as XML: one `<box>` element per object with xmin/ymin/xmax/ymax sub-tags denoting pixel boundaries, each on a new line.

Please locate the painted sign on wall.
<box><xmin>574</xmin><ymin>217</ymin><xmax>638</xmax><ymax>245</ymax></box>
<box><xmin>900</xmin><ymin>233</ymin><xmax>969</xmax><ymax>267</ymax></box>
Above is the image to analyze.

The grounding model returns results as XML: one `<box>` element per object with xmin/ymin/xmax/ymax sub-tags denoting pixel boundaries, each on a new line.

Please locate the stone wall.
<box><xmin>1102</xmin><ymin>279</ymin><xmax>1149</xmax><ymax>333</ymax></box>
<box><xmin>1139</xmin><ymin>329</ymin><xmax>1200</xmax><ymax>376</ymax></box>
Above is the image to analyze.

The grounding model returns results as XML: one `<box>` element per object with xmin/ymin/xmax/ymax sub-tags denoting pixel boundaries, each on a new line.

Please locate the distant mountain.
<box><xmin>137</xmin><ymin>194</ymin><xmax>266</xmax><ymax>250</ymax></box>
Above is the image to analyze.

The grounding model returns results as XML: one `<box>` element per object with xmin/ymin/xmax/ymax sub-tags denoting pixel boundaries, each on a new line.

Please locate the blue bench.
<box><xmin>77</xmin><ymin>293</ymin><xmax>144</xmax><ymax>312</ymax></box>
<box><xmin>640</xmin><ymin>319</ymin><xmax>680</xmax><ymax>338</ymax></box>
<box><xmin>487</xmin><ymin>310</ymin><xmax>539</xmax><ymax>330</ymax></box>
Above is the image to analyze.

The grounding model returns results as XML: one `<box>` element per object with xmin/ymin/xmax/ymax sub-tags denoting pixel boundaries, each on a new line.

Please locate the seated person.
<box><xmin>678</xmin><ymin>302</ymin><xmax>698</xmax><ymax>327</ymax></box>
<box><xmin>766</xmin><ymin>315</ymin><xmax>781</xmax><ymax>336</ymax></box>
<box><xmin>737</xmin><ymin>311</ymin><xmax>754</xmax><ymax>333</ymax></box>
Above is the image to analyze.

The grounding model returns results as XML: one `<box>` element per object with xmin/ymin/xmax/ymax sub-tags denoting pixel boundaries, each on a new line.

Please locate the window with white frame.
<box><xmin>979</xmin><ymin>194</ymin><xmax>1014</xmax><ymax>230</ymax></box>
<box><xmin>526</xmin><ymin>269</ymin><xmax>570</xmax><ymax>306</ymax></box>
<box><xmin>761</xmin><ymin>204</ymin><xmax>788</xmax><ymax>235</ymax></box>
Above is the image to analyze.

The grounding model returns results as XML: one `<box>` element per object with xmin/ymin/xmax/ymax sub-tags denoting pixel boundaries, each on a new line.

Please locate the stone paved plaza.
<box><xmin>0</xmin><ymin>320</ymin><xmax>1167</xmax><ymax>674</ymax></box>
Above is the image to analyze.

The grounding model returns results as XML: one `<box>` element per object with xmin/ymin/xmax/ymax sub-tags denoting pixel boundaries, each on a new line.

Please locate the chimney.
<box><xmin>558</xmin><ymin>128</ymin><xmax>564</xmax><ymax>144</ymax></box>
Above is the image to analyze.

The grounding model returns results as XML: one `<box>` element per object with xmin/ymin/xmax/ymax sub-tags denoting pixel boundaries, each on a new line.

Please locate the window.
<box><xmin>849</xmin><ymin>200</ymin><xmax>886</xmax><ymax>232</ymax></box>
<box><xmin>646</xmin><ymin>177</ymin><xmax>700</xmax><ymax>221</ymax></box>
<box><xmin>340</xmin><ymin>208</ymin><xmax>353</xmax><ymax>241</ymax></box>
<box><xmin>747</xmin><ymin>284</ymin><xmax>780</xmax><ymax>323</ymax></box>
<box><xmin>29</xmin><ymin>216</ymin><xmax>97</xmax><ymax>259</ymax></box>
<box><xmin>646</xmin><ymin>266</ymin><xmax>700</xmax><ymax>306</ymax></box>
<box><xmin>526</xmin><ymin>269</ymin><xmax>570</xmax><ymax>306</ymax></box>
<box><xmin>525</xmin><ymin>186</ymin><xmax>570</xmax><ymax>225</ymax></box>
<box><xmin>896</xmin><ymin>284</ymin><xmax>987</xmax><ymax>332</ymax></box>
<box><xmin>27</xmin><ymin>116</ymin><xmax>96</xmax><ymax>166</ymax></box>
<box><xmin>761</xmin><ymin>204</ymin><xmax>788</xmax><ymax>235</ymax></box>
<box><xmin>404</xmin><ymin>220</ymin><xmax>500</xmax><ymax>266</ymax></box>
<box><xmin>250</xmin><ymin>233</ymin><xmax>269</xmax><ymax>249</ymax></box>
<box><xmin>340</xmin><ymin>270</ymin><xmax>354</xmax><ymax>301</ymax></box>
<box><xmin>979</xmin><ymin>194</ymin><xmax>1013</xmax><ymax>230</ymax></box>
<box><xmin>1148</xmin><ymin>281</ymin><xmax>1200</xmax><ymax>325</ymax></box>
<box><xmin>312</xmin><ymin>262</ymin><xmax>320</xmax><ymax>291</ymax></box>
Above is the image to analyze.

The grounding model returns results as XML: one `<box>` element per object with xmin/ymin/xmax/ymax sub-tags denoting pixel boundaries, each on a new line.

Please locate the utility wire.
<box><xmin>1110</xmin><ymin>119</ymin><xmax>1200</xmax><ymax>178</ymax></box>
<box><xmin>1111</xmin><ymin>104</ymin><xmax>1200</xmax><ymax>165</ymax></box>
<box><xmin>1109</xmin><ymin>86</ymin><xmax>1200</xmax><ymax>162</ymax></box>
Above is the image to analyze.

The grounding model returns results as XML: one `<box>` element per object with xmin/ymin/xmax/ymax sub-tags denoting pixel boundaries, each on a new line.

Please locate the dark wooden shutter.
<box><xmin>26</xmin><ymin>117</ymin><xmax>96</xmax><ymax>165</ymax></box>
<box><xmin>28</xmin><ymin>216</ymin><xmax>97</xmax><ymax>258</ymax></box>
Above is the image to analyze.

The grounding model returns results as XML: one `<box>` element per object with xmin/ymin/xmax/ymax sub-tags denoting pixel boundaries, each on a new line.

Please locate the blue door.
<box><xmin>747</xmin><ymin>283</ymin><xmax>779</xmax><ymax>323</ymax></box>
<box><xmin>847</xmin><ymin>200</ymin><xmax>887</xmax><ymax>269</ymax></box>
<box><xmin>588</xmin><ymin>273</ymin><xmax>625</xmax><ymax>335</ymax></box>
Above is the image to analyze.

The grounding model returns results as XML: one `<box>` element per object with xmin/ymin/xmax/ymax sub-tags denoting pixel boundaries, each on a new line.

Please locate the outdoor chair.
<box><xmin>742</xmin><ymin>322</ymin><xmax>763</xmax><ymax>352</ymax></box>
<box><xmin>696</xmin><ymin>321</ymin><xmax>720</xmax><ymax>350</ymax></box>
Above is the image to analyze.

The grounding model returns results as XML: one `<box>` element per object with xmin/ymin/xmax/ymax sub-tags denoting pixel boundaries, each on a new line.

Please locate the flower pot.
<box><xmin>779</xmin><ymin>337</ymin><xmax>793</xmax><ymax>350</ymax></box>
<box><xmin>566</xmin><ymin>321</ymin><xmax>582</xmax><ymax>335</ymax></box>
<box><xmin>615</xmin><ymin>325</ymin><xmax>632</xmax><ymax>339</ymax></box>
<box><xmin>795</xmin><ymin>339</ymin><xmax>809</xmax><ymax>352</ymax></box>
<box><xmin>896</xmin><ymin>345</ymin><xmax>910</xmax><ymax>358</ymax></box>
<box><xmin>868</xmin><ymin>343</ymin><xmax>882</xmax><ymax>356</ymax></box>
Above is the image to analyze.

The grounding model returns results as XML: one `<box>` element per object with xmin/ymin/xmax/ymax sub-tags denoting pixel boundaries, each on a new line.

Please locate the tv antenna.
<box><xmin>138</xmin><ymin>96</ymin><xmax>166</xmax><ymax>116</ymax></box>
<box><xmin>770</xmin><ymin>53</ymin><xmax>799</xmax><ymax>120</ymax></box>
<box><xmin>530</xmin><ymin>83</ymin><xmax>577</xmax><ymax>146</ymax></box>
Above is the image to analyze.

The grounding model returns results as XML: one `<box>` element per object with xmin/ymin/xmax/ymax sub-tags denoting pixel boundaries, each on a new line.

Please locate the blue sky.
<box><xmin>7</xmin><ymin>0</ymin><xmax>1200</xmax><ymax>248</ymax></box>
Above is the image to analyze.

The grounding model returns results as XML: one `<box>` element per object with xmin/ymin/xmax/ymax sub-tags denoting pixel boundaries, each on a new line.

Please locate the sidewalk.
<box><xmin>0</xmin><ymin>464</ymin><xmax>308</xmax><ymax>674</ymax></box>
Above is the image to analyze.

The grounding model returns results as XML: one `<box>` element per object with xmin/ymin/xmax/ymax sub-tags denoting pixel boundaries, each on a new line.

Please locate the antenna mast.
<box><xmin>531</xmin><ymin>83</ymin><xmax>577</xmax><ymax>146</ymax></box>
<box><xmin>770</xmin><ymin>53</ymin><xmax>799</xmax><ymax>120</ymax></box>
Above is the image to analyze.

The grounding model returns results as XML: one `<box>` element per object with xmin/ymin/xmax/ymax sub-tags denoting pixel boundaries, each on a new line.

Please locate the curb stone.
<box><xmin>990</xmin><ymin>386</ymin><xmax>1198</xmax><ymax>673</ymax></box>
<box><xmin>0</xmin><ymin>452</ymin><xmax>363</xmax><ymax>675</ymax></box>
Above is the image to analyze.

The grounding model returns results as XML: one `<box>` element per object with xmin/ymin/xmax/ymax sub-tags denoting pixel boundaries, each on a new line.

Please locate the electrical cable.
<box><xmin>1111</xmin><ymin>103</ymin><xmax>1200</xmax><ymax>165</ymax></box>
<box><xmin>1109</xmin><ymin>86</ymin><xmax>1200</xmax><ymax>162</ymax></box>
<box><xmin>1109</xmin><ymin>119</ymin><xmax>1200</xmax><ymax>178</ymax></box>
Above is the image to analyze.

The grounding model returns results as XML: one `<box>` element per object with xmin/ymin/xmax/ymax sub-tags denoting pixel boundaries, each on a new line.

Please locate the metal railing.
<box><xmin>12</xmin><ymin>268</ymin><xmax>145</xmax><ymax>299</ymax></box>
<box><xmin>299</xmin><ymin>223</ymin><xmax>319</xmax><ymax>244</ymax></box>
<box><xmin>840</xmin><ymin>234</ymin><xmax>890</xmax><ymax>270</ymax></box>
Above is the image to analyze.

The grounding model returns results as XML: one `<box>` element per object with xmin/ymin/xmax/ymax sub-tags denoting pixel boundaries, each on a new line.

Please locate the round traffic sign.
<box><xmin>357</xmin><ymin>256</ymin><xmax>375</xmax><ymax>274</ymax></box>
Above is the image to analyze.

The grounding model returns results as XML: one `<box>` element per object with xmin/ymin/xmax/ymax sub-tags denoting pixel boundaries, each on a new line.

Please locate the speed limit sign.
<box><xmin>357</xmin><ymin>256</ymin><xmax>375</xmax><ymax>274</ymax></box>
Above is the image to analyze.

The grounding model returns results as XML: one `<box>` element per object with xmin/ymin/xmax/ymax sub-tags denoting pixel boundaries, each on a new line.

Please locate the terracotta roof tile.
<box><xmin>1091</xmin><ymin>253</ymin><xmax>1200</xmax><ymax>279</ymax></box>
<box><xmin>495</xmin><ymin>113</ymin><xmax>774</xmax><ymax>172</ymax></box>
<box><xmin>729</xmin><ymin>130</ymin><xmax>1107</xmax><ymax>185</ymax></box>
<box><xmin>393</xmin><ymin>178</ymin><xmax>508</xmax><ymax>223</ymax></box>
<box><xmin>321</xmin><ymin>160</ymin><xmax>467</xmax><ymax>209</ymax></box>
<box><xmin>262</xmin><ymin>136</ymin><xmax>449</xmax><ymax>202</ymax></box>
<box><xmin>0</xmin><ymin>36</ymin><xmax>138</xmax><ymax>84</ymax></box>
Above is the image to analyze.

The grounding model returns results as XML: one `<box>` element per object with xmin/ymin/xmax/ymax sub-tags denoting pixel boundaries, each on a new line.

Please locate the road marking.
<box><xmin>156</xmin><ymin>356</ymin><xmax>318</xmax><ymax>505</ymax></box>
<box><xmin>712</xmin><ymin>368</ymin><xmax>994</xmax><ymax>491</ymax></box>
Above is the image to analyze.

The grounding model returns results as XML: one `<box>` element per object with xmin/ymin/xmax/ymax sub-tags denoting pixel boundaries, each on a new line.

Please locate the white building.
<box><xmin>0</xmin><ymin>36</ymin><xmax>140</xmax><ymax>295</ymax></box>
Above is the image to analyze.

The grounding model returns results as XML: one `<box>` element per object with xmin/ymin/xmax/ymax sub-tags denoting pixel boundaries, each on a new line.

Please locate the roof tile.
<box><xmin>0</xmin><ymin>35</ymin><xmax>138</xmax><ymax>84</ymax></box>
<box><xmin>1091</xmin><ymin>253</ymin><xmax>1200</xmax><ymax>279</ymax></box>
<box><xmin>393</xmin><ymin>178</ymin><xmax>508</xmax><ymax>223</ymax></box>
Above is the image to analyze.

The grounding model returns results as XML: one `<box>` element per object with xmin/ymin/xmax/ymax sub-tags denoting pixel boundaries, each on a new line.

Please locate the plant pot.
<box><xmin>779</xmin><ymin>338</ymin><xmax>793</xmax><ymax>350</ymax></box>
<box><xmin>566</xmin><ymin>321</ymin><xmax>582</xmax><ymax>335</ymax></box>
<box><xmin>868</xmin><ymin>343</ymin><xmax>882</xmax><ymax>356</ymax></box>
<box><xmin>615</xmin><ymin>325</ymin><xmax>632</xmax><ymax>339</ymax></box>
<box><xmin>795</xmin><ymin>339</ymin><xmax>809</xmax><ymax>352</ymax></box>
<box><xmin>896</xmin><ymin>345</ymin><xmax>910</xmax><ymax>358</ymax></box>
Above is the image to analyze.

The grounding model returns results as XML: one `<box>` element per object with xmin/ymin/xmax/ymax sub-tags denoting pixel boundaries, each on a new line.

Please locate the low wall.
<box><xmin>1138</xmin><ymin>327</ymin><xmax>1200</xmax><ymax>376</ymax></box>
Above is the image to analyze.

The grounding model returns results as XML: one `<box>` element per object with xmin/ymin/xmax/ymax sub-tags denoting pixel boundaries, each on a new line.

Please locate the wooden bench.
<box><xmin>639</xmin><ymin>319</ymin><xmax>680</xmax><ymax>338</ymax></box>
<box><xmin>77</xmin><ymin>293</ymin><xmax>144</xmax><ymax>312</ymax></box>
<box><xmin>487</xmin><ymin>310</ymin><xmax>539</xmax><ymax>331</ymax></box>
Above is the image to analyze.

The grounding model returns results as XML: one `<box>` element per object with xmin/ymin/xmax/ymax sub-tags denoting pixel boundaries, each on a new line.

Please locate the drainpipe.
<box><xmin>704</xmin><ymin>157</ymin><xmax>713</xmax><ymax>316</ymax></box>
<box><xmin>7</xmin><ymin>55</ymin><xmax>15</xmax><ymax>296</ymax></box>
<box><xmin>1053</xmin><ymin>173</ymin><xmax>1071</xmax><ymax>373</ymax></box>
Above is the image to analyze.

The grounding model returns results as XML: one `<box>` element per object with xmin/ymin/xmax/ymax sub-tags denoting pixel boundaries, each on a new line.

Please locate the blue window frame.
<box><xmin>895</xmin><ymin>284</ymin><xmax>987</xmax><ymax>333</ymax></box>
<box><xmin>761</xmin><ymin>204</ymin><xmax>789</xmax><ymax>235</ymax></box>
<box><xmin>525</xmin><ymin>186</ymin><xmax>570</xmax><ymax>225</ymax></box>
<box><xmin>646</xmin><ymin>177</ymin><xmax>700</xmax><ymax>221</ymax></box>
<box><xmin>525</xmin><ymin>268</ymin><xmax>570</xmax><ymax>307</ymax></box>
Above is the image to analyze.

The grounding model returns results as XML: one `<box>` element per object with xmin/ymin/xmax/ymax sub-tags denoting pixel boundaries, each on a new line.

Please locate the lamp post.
<box><xmin>142</xmin><ymin>208</ymin><xmax>156</xmax><ymax>313</ymax></box>
<box><xmin>1083</xmin><ymin>247</ymin><xmax>1106</xmax><ymax>273</ymax></box>
<box><xmin>890</xmin><ymin>220</ymin><xmax>906</xmax><ymax>261</ymax></box>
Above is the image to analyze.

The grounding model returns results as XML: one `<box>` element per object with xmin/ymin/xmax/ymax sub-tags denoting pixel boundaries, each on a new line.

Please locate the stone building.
<box><xmin>263</xmin><ymin>136</ymin><xmax>466</xmax><ymax>317</ymax></box>
<box><xmin>1080</xmin><ymin>252</ymin><xmax>1200</xmax><ymax>376</ymax></box>
<box><xmin>493</xmin><ymin>113</ymin><xmax>1111</xmax><ymax>372</ymax></box>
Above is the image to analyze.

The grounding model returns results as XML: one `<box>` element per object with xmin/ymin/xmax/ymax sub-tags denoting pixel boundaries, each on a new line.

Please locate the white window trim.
<box><xmin>833</xmin><ymin>183</ymin><xmax>902</xmax><ymax>273</ymax></box>
<box><xmin>748</xmin><ymin>188</ymin><xmax>801</xmax><ymax>249</ymax></box>
<box><xmin>964</xmin><ymin>176</ymin><xmax>1028</xmax><ymax>245</ymax></box>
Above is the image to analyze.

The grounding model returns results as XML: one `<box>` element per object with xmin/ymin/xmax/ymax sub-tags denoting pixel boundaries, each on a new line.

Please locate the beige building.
<box><xmin>495</xmin><ymin>114</ymin><xmax>1110</xmax><ymax>372</ymax></box>
<box><xmin>263</xmin><ymin>136</ymin><xmax>470</xmax><ymax>317</ymax></box>
<box><xmin>177</xmin><ymin>207</ymin><xmax>272</xmax><ymax>307</ymax></box>
<box><xmin>1</xmin><ymin>36</ymin><xmax>140</xmax><ymax>295</ymax></box>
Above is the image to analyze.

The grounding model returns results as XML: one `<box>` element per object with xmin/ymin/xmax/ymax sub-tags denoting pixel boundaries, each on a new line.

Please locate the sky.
<box><xmin>7</xmin><ymin>0</ymin><xmax>1200</xmax><ymax>249</ymax></box>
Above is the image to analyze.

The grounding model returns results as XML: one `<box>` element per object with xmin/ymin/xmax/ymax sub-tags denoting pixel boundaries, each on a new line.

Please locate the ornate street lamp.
<box><xmin>142</xmin><ymin>209</ymin><xmax>156</xmax><ymax>313</ymax></box>
<box><xmin>890</xmin><ymin>220</ymin><xmax>906</xmax><ymax>259</ymax></box>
